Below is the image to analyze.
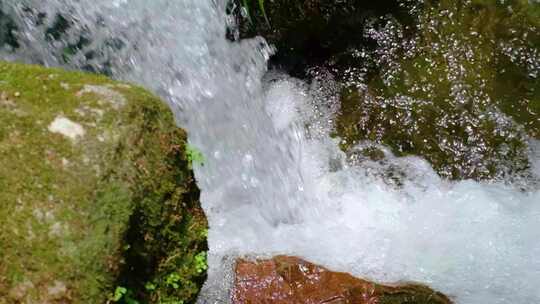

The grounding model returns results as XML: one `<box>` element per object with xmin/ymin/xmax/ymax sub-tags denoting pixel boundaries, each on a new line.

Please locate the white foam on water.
<box><xmin>531</xmin><ymin>140</ymin><xmax>540</xmax><ymax>177</ymax></box>
<box><xmin>3</xmin><ymin>1</ymin><xmax>540</xmax><ymax>303</ymax></box>
<box><xmin>200</xmin><ymin>78</ymin><xmax>540</xmax><ymax>304</ymax></box>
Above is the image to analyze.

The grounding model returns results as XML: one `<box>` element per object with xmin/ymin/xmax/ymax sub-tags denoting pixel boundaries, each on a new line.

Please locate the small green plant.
<box><xmin>110</xmin><ymin>286</ymin><xmax>140</xmax><ymax>304</ymax></box>
<box><xmin>194</xmin><ymin>251</ymin><xmax>208</xmax><ymax>274</ymax></box>
<box><xmin>186</xmin><ymin>144</ymin><xmax>205</xmax><ymax>169</ymax></box>
<box><xmin>165</xmin><ymin>272</ymin><xmax>182</xmax><ymax>289</ymax></box>
<box><xmin>144</xmin><ymin>282</ymin><xmax>156</xmax><ymax>291</ymax></box>
<box><xmin>112</xmin><ymin>286</ymin><xmax>127</xmax><ymax>302</ymax></box>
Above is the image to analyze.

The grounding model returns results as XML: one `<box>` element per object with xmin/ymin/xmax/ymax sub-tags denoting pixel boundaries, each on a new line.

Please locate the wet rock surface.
<box><xmin>232</xmin><ymin>0</ymin><xmax>411</xmax><ymax>77</ymax></box>
<box><xmin>233</xmin><ymin>256</ymin><xmax>453</xmax><ymax>304</ymax></box>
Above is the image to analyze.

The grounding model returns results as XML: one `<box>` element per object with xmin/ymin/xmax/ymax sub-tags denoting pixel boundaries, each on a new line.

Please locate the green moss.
<box><xmin>334</xmin><ymin>0</ymin><xmax>538</xmax><ymax>180</ymax></box>
<box><xmin>115</xmin><ymin>99</ymin><xmax>208</xmax><ymax>304</ymax></box>
<box><xmin>377</xmin><ymin>284</ymin><xmax>452</xmax><ymax>304</ymax></box>
<box><xmin>0</xmin><ymin>61</ymin><xmax>207</xmax><ymax>303</ymax></box>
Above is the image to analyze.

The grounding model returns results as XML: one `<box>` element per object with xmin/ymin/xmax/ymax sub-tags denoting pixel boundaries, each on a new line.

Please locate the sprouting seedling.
<box><xmin>186</xmin><ymin>144</ymin><xmax>205</xmax><ymax>169</ymax></box>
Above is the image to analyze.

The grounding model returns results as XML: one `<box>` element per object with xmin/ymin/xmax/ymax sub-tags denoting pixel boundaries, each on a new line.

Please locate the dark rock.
<box><xmin>233</xmin><ymin>0</ymin><xmax>412</xmax><ymax>77</ymax></box>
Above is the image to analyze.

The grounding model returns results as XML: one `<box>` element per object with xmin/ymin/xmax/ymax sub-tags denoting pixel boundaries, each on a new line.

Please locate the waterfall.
<box><xmin>2</xmin><ymin>1</ymin><xmax>540</xmax><ymax>303</ymax></box>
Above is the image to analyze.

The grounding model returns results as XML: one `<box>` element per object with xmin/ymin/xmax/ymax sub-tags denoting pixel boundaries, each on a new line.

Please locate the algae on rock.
<box><xmin>0</xmin><ymin>61</ymin><xmax>207</xmax><ymax>304</ymax></box>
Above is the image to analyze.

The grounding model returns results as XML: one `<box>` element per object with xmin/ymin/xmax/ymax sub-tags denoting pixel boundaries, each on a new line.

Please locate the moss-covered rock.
<box><xmin>0</xmin><ymin>61</ymin><xmax>207</xmax><ymax>303</ymax></box>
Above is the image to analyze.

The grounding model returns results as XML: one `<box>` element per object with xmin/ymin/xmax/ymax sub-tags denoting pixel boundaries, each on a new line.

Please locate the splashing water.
<box><xmin>2</xmin><ymin>1</ymin><xmax>540</xmax><ymax>303</ymax></box>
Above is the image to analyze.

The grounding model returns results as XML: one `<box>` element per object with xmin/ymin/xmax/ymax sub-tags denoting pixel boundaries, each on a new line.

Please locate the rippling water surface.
<box><xmin>2</xmin><ymin>1</ymin><xmax>540</xmax><ymax>303</ymax></box>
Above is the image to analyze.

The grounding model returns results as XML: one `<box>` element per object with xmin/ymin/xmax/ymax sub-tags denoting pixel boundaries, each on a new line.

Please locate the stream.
<box><xmin>1</xmin><ymin>0</ymin><xmax>540</xmax><ymax>303</ymax></box>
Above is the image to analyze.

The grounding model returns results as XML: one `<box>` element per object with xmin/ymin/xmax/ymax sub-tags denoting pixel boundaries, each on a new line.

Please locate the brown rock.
<box><xmin>233</xmin><ymin>256</ymin><xmax>453</xmax><ymax>304</ymax></box>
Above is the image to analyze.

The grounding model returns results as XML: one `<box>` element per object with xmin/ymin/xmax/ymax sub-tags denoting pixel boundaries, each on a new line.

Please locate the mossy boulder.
<box><xmin>0</xmin><ymin>61</ymin><xmax>208</xmax><ymax>303</ymax></box>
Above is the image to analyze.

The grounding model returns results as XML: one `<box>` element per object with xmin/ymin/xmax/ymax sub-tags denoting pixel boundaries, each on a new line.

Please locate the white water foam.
<box><xmin>200</xmin><ymin>78</ymin><xmax>540</xmax><ymax>304</ymax></box>
<box><xmin>2</xmin><ymin>1</ymin><xmax>540</xmax><ymax>303</ymax></box>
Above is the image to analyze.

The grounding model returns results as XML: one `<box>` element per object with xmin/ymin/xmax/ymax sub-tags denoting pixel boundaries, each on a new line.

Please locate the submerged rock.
<box><xmin>233</xmin><ymin>256</ymin><xmax>452</xmax><ymax>304</ymax></box>
<box><xmin>333</xmin><ymin>0</ymin><xmax>540</xmax><ymax>180</ymax></box>
<box><xmin>0</xmin><ymin>61</ymin><xmax>208</xmax><ymax>303</ymax></box>
<box><xmin>237</xmin><ymin>0</ymin><xmax>540</xmax><ymax>181</ymax></box>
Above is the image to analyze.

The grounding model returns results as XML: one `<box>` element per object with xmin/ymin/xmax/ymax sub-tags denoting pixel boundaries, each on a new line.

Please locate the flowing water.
<box><xmin>1</xmin><ymin>0</ymin><xmax>540</xmax><ymax>303</ymax></box>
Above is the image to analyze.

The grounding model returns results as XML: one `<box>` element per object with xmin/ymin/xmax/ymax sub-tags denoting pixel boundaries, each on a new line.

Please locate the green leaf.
<box><xmin>144</xmin><ymin>282</ymin><xmax>156</xmax><ymax>291</ymax></box>
<box><xmin>186</xmin><ymin>144</ymin><xmax>205</xmax><ymax>169</ymax></box>
<box><xmin>112</xmin><ymin>286</ymin><xmax>127</xmax><ymax>302</ymax></box>
<box><xmin>194</xmin><ymin>251</ymin><xmax>208</xmax><ymax>274</ymax></box>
